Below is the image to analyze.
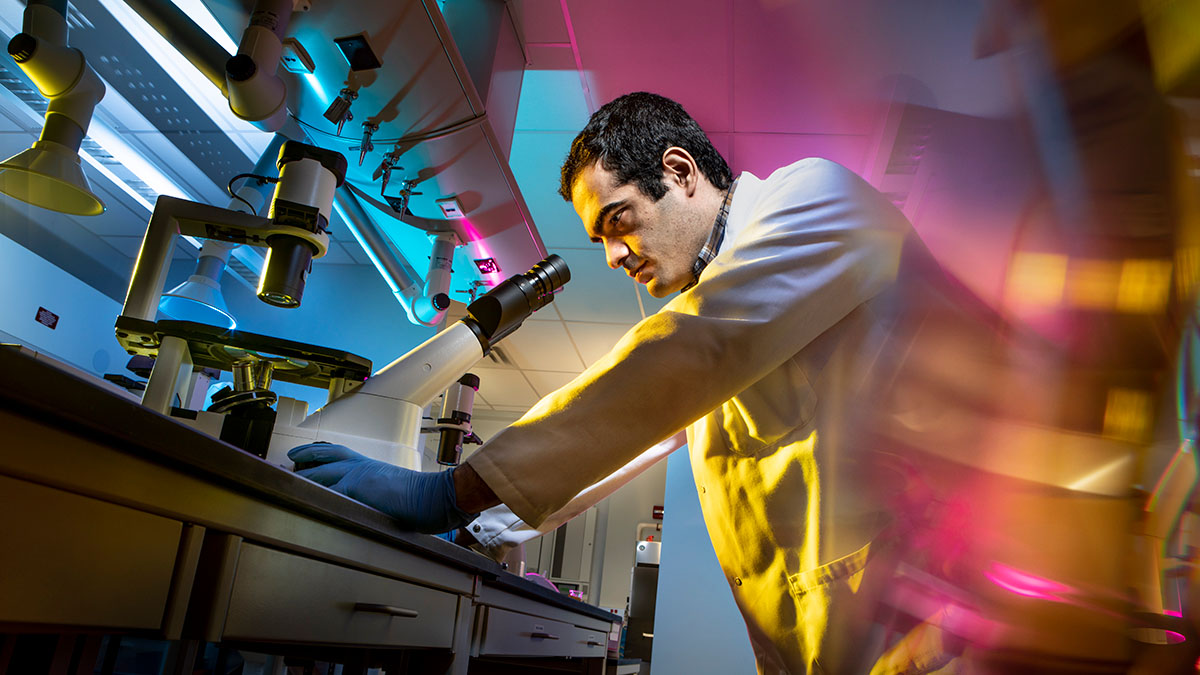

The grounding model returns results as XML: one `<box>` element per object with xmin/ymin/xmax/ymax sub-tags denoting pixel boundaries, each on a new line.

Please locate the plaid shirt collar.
<box><xmin>682</xmin><ymin>178</ymin><xmax>737</xmax><ymax>292</ymax></box>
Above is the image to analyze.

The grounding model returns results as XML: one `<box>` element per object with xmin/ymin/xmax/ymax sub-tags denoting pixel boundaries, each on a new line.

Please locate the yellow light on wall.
<box><xmin>1066</xmin><ymin>258</ymin><xmax>1121</xmax><ymax>310</ymax></box>
<box><xmin>1175</xmin><ymin>246</ymin><xmax>1200</xmax><ymax>298</ymax></box>
<box><xmin>1103</xmin><ymin>387</ymin><xmax>1152</xmax><ymax>442</ymax></box>
<box><xmin>1116</xmin><ymin>259</ymin><xmax>1173</xmax><ymax>314</ymax></box>
<box><xmin>1006</xmin><ymin>252</ymin><xmax>1068</xmax><ymax>308</ymax></box>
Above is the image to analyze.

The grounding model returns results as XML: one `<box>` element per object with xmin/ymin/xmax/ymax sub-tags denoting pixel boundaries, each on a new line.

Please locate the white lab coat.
<box><xmin>466</xmin><ymin>158</ymin><xmax>928</xmax><ymax>674</ymax></box>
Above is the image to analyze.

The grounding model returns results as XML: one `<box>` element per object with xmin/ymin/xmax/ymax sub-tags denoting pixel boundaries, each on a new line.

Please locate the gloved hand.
<box><xmin>288</xmin><ymin>442</ymin><xmax>478</xmax><ymax>534</ymax></box>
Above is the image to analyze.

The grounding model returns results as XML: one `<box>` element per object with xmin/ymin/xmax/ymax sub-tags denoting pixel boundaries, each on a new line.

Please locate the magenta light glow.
<box><xmin>459</xmin><ymin>218</ymin><xmax>504</xmax><ymax>286</ymax></box>
<box><xmin>984</xmin><ymin>562</ymin><xmax>1073</xmax><ymax>602</ymax></box>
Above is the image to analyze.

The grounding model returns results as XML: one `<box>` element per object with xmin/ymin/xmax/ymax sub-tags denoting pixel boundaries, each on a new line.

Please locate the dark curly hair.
<box><xmin>559</xmin><ymin>92</ymin><xmax>733</xmax><ymax>202</ymax></box>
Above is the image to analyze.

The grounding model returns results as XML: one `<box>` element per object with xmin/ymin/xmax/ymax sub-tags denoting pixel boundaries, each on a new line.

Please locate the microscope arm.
<box><xmin>121</xmin><ymin>196</ymin><xmax>274</xmax><ymax>323</ymax></box>
<box><xmin>284</xmin><ymin>256</ymin><xmax>569</xmax><ymax>469</ymax></box>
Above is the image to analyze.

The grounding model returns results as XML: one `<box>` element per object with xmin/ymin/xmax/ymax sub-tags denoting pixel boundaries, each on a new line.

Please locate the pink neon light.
<box><xmin>1165</xmin><ymin>610</ymin><xmax>1183</xmax><ymax>617</ymax></box>
<box><xmin>984</xmin><ymin>562</ymin><xmax>1073</xmax><ymax>602</ymax></box>
<box><xmin>459</xmin><ymin>218</ymin><xmax>504</xmax><ymax>284</ymax></box>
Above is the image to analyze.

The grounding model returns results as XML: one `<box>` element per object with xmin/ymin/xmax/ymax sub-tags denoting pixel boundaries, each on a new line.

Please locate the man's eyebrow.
<box><xmin>590</xmin><ymin>200</ymin><xmax>625</xmax><ymax>240</ymax></box>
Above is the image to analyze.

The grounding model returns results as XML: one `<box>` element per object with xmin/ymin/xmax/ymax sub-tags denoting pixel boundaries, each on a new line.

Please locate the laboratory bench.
<box><xmin>0</xmin><ymin>346</ymin><xmax>615</xmax><ymax>674</ymax></box>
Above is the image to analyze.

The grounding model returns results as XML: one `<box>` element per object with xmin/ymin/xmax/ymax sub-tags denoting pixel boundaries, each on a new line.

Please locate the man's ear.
<box><xmin>661</xmin><ymin>147</ymin><xmax>699</xmax><ymax>196</ymax></box>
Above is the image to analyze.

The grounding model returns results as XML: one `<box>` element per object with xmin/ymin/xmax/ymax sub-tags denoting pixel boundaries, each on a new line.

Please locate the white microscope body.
<box><xmin>267</xmin><ymin>255</ymin><xmax>567</xmax><ymax>469</ymax></box>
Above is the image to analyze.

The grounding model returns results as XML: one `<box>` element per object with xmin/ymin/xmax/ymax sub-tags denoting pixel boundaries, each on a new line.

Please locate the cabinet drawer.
<box><xmin>223</xmin><ymin>543</ymin><xmax>458</xmax><ymax>648</ymax></box>
<box><xmin>0</xmin><ymin>474</ymin><xmax>181</xmax><ymax>629</ymax></box>
<box><xmin>478</xmin><ymin>606</ymin><xmax>581</xmax><ymax>657</ymax></box>
<box><xmin>569</xmin><ymin>625</ymin><xmax>609</xmax><ymax>658</ymax></box>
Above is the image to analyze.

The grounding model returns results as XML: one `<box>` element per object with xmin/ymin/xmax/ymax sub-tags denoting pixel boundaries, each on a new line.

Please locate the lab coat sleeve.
<box><xmin>466</xmin><ymin>431</ymin><xmax>686</xmax><ymax>560</ymax></box>
<box><xmin>466</xmin><ymin>158</ymin><xmax>909</xmax><ymax>527</ymax></box>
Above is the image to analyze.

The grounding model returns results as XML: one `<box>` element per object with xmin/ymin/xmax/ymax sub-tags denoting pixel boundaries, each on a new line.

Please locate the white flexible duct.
<box><xmin>225</xmin><ymin>0</ymin><xmax>292</xmax><ymax>132</ymax></box>
<box><xmin>334</xmin><ymin>187</ymin><xmax>458</xmax><ymax>327</ymax></box>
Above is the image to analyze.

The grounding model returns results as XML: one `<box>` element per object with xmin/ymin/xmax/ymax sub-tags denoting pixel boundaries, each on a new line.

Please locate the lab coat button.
<box><xmin>734</xmin><ymin>576</ymin><xmax>742</xmax><ymax>586</ymax></box>
<box><xmin>473</xmin><ymin>524</ymin><xmax>482</xmax><ymax>533</ymax></box>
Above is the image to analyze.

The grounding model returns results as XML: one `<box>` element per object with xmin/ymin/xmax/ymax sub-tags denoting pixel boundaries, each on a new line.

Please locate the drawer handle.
<box><xmin>586</xmin><ymin>640</ymin><xmax>604</xmax><ymax>647</ymax></box>
<box><xmin>530</xmin><ymin>631</ymin><xmax>560</xmax><ymax>640</ymax></box>
<box><xmin>353</xmin><ymin>602</ymin><xmax>419</xmax><ymax>618</ymax></box>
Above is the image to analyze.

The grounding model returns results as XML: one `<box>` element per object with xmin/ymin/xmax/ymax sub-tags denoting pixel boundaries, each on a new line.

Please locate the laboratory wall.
<box><xmin>651</xmin><ymin>448</ymin><xmax>756</xmax><ymax>674</ymax></box>
<box><xmin>0</xmin><ymin>233</ymin><xmax>132</xmax><ymax>381</ymax></box>
<box><xmin>595</xmin><ymin>458</ymin><xmax>668</xmax><ymax>610</ymax></box>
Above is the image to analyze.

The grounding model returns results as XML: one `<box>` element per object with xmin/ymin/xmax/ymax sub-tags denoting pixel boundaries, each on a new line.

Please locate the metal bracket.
<box><xmin>383</xmin><ymin>178</ymin><xmax>423</xmax><ymax>216</ymax></box>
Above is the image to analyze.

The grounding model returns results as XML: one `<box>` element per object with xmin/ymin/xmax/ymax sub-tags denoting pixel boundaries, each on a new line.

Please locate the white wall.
<box><xmin>652</xmin><ymin>449</ymin><xmax>756</xmax><ymax>674</ymax></box>
<box><xmin>596</xmin><ymin>459</ymin><xmax>668</xmax><ymax>610</ymax></box>
<box><xmin>0</xmin><ymin>233</ymin><xmax>131</xmax><ymax>379</ymax></box>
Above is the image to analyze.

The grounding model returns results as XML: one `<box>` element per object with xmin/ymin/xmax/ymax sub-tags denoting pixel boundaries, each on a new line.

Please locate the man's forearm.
<box><xmin>454</xmin><ymin>462</ymin><xmax>502</xmax><ymax>514</ymax></box>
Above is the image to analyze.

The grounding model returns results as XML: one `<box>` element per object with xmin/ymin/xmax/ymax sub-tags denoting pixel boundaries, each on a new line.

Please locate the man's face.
<box><xmin>570</xmin><ymin>162</ymin><xmax>703</xmax><ymax>298</ymax></box>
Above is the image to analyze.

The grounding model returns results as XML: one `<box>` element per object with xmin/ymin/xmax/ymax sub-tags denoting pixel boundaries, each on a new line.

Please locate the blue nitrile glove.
<box><xmin>288</xmin><ymin>442</ymin><xmax>478</xmax><ymax>534</ymax></box>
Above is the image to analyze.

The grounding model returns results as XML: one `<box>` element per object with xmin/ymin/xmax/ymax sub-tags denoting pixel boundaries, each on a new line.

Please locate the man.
<box><xmin>290</xmin><ymin>92</ymin><xmax>941</xmax><ymax>673</ymax></box>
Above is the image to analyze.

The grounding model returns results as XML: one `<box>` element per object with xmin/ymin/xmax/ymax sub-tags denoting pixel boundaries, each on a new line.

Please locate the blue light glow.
<box><xmin>305</xmin><ymin>73</ymin><xmax>329</xmax><ymax>106</ymax></box>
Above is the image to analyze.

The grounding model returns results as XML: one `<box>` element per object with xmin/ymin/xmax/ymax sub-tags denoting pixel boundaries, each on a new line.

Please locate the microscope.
<box><xmin>116</xmin><ymin>139</ymin><xmax>570</xmax><ymax>471</ymax></box>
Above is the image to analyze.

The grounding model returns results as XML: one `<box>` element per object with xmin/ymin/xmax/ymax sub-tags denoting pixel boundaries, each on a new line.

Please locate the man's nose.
<box><xmin>604</xmin><ymin>240</ymin><xmax>629</xmax><ymax>270</ymax></box>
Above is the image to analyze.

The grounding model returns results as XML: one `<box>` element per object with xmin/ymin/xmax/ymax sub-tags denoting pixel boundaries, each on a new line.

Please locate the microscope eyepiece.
<box><xmin>463</xmin><ymin>254</ymin><xmax>571</xmax><ymax>352</ymax></box>
<box><xmin>521</xmin><ymin>254</ymin><xmax>571</xmax><ymax>311</ymax></box>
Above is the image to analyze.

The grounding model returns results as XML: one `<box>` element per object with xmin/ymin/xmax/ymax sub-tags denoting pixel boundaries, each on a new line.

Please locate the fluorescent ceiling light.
<box><xmin>95</xmin><ymin>0</ymin><xmax>270</xmax><ymax>161</ymax></box>
<box><xmin>76</xmin><ymin>136</ymin><xmax>205</xmax><ymax>250</ymax></box>
<box><xmin>167</xmin><ymin>0</ymin><xmax>239</xmax><ymax>54</ymax></box>
<box><xmin>85</xmin><ymin>121</ymin><xmax>188</xmax><ymax>204</ymax></box>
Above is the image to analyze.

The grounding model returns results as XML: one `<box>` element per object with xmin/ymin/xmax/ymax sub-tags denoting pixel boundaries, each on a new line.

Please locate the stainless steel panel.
<box><xmin>0</xmin><ymin>475</ymin><xmax>181</xmax><ymax>630</ymax></box>
<box><xmin>223</xmin><ymin>543</ymin><xmax>458</xmax><ymax>648</ymax></box>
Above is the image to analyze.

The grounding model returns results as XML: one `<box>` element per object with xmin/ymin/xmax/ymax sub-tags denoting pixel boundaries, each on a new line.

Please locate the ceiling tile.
<box><xmin>708</xmin><ymin>133</ymin><xmax>734</xmax><ymax>170</ymax></box>
<box><xmin>0</xmin><ymin>112</ymin><xmax>23</xmax><ymax>132</ymax></box>
<box><xmin>491</xmin><ymin>405</ymin><xmax>535</xmax><ymax>414</ymax></box>
<box><xmin>174</xmin><ymin>240</ymin><xmax>199</xmax><ymax>260</ymax></box>
<box><xmin>471</xmin><ymin>412</ymin><xmax>524</xmax><ymax>443</ymax></box>
<box><xmin>498</xmin><ymin>319</ymin><xmax>585</xmax><ymax>372</ymax></box>
<box><xmin>731</xmin><ymin>2</ymin><xmax>879</xmax><ymax>136</ymax></box>
<box><xmin>731</xmin><ymin>133</ymin><xmax>873</xmax><ymax>180</ymax></box>
<box><xmin>636</xmin><ymin>284</ymin><xmax>671</xmax><ymax>317</ymax></box>
<box><xmin>101</xmin><ymin>236</ymin><xmax>144</xmax><ymax>259</ymax></box>
<box><xmin>473</xmin><ymin>390</ymin><xmax>493</xmax><ymax>409</ymax></box>
<box><xmin>515</xmin><ymin>71</ymin><xmax>591</xmax><ymax>132</ymax></box>
<box><xmin>566</xmin><ymin>0</ymin><xmax>732</xmax><ymax>130</ymax></box>
<box><xmin>0</xmin><ymin>131</ymin><xmax>32</xmax><ymax>161</ymax></box>
<box><xmin>508</xmin><ymin>131</ymin><xmax>593</xmax><ymax>249</ymax></box>
<box><xmin>550</xmin><ymin>248</ymin><xmax>644</xmax><ymax>323</ymax></box>
<box><xmin>565</xmin><ymin>321</ymin><xmax>635</xmax><ymax>368</ymax></box>
<box><xmin>524</xmin><ymin>369</ymin><xmax>581</xmax><ymax>398</ymax></box>
<box><xmin>313</xmin><ymin>241</ymin><xmax>357</xmax><ymax>265</ymax></box>
<box><xmin>470</xmin><ymin>366</ymin><xmax>541</xmax><ymax>408</ymax></box>
<box><xmin>513</xmin><ymin>0</ymin><xmax>570</xmax><ymax>44</ymax></box>
<box><xmin>342</xmin><ymin>240</ymin><xmax>372</xmax><ymax>265</ymax></box>
<box><xmin>526</xmin><ymin>44</ymin><xmax>578</xmax><ymax>71</ymax></box>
